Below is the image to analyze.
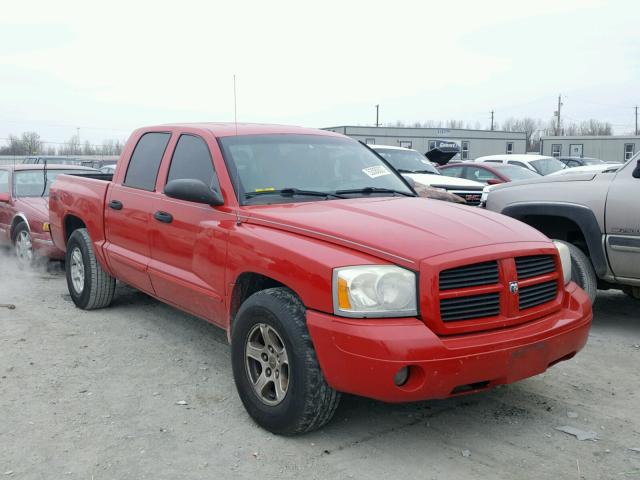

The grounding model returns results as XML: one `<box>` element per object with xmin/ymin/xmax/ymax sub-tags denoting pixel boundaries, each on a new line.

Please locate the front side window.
<box><xmin>166</xmin><ymin>134</ymin><xmax>220</xmax><ymax>192</ymax></box>
<box><xmin>625</xmin><ymin>143</ymin><xmax>635</xmax><ymax>161</ymax></box>
<box><xmin>507</xmin><ymin>160</ymin><xmax>527</xmax><ymax>168</ymax></box>
<box><xmin>466</xmin><ymin>166</ymin><xmax>498</xmax><ymax>182</ymax></box>
<box><xmin>219</xmin><ymin>135</ymin><xmax>414</xmax><ymax>204</ymax></box>
<box><xmin>551</xmin><ymin>144</ymin><xmax>562</xmax><ymax>157</ymax></box>
<box><xmin>13</xmin><ymin>169</ymin><xmax>95</xmax><ymax>197</ymax></box>
<box><xmin>440</xmin><ymin>166</ymin><xmax>464</xmax><ymax>177</ymax></box>
<box><xmin>506</xmin><ymin>142</ymin><xmax>514</xmax><ymax>154</ymax></box>
<box><xmin>124</xmin><ymin>132</ymin><xmax>171</xmax><ymax>191</ymax></box>
<box><xmin>0</xmin><ymin>170</ymin><xmax>9</xmax><ymax>194</ymax></box>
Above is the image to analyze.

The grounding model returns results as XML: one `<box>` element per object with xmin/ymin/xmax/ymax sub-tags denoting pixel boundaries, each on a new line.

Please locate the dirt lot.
<box><xmin>1</xmin><ymin>252</ymin><xmax>639</xmax><ymax>480</ymax></box>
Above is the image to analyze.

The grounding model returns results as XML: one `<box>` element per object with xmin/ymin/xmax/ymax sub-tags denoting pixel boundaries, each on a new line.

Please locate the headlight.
<box><xmin>333</xmin><ymin>265</ymin><xmax>417</xmax><ymax>317</ymax></box>
<box><xmin>553</xmin><ymin>241</ymin><xmax>572</xmax><ymax>285</ymax></box>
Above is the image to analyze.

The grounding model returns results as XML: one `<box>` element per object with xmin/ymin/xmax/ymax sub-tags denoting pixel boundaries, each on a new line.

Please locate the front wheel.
<box><xmin>14</xmin><ymin>223</ymin><xmax>35</xmax><ymax>269</ymax></box>
<box><xmin>66</xmin><ymin>228</ymin><xmax>116</xmax><ymax>310</ymax></box>
<box><xmin>231</xmin><ymin>288</ymin><xmax>340</xmax><ymax>435</ymax></box>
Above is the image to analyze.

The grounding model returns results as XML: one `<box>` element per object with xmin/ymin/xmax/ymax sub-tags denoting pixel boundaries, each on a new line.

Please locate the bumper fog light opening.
<box><xmin>393</xmin><ymin>366</ymin><xmax>410</xmax><ymax>387</ymax></box>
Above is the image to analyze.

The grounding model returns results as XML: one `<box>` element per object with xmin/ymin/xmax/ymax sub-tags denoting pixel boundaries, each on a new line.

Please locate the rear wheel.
<box><xmin>231</xmin><ymin>287</ymin><xmax>340</xmax><ymax>435</ymax></box>
<box><xmin>66</xmin><ymin>228</ymin><xmax>116</xmax><ymax>309</ymax></box>
<box><xmin>13</xmin><ymin>223</ymin><xmax>35</xmax><ymax>269</ymax></box>
<box><xmin>556</xmin><ymin>240</ymin><xmax>597</xmax><ymax>304</ymax></box>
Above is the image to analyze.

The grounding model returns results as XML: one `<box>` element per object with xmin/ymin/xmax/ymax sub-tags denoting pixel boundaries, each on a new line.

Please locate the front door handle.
<box><xmin>154</xmin><ymin>211</ymin><xmax>173</xmax><ymax>224</ymax></box>
<box><xmin>109</xmin><ymin>200</ymin><xmax>123</xmax><ymax>210</ymax></box>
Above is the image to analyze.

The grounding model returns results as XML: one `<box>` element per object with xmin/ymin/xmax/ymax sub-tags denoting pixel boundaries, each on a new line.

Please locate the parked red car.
<box><xmin>439</xmin><ymin>162</ymin><xmax>542</xmax><ymax>184</ymax></box>
<box><xmin>49</xmin><ymin>124</ymin><xmax>592</xmax><ymax>434</ymax></box>
<box><xmin>0</xmin><ymin>164</ymin><xmax>96</xmax><ymax>267</ymax></box>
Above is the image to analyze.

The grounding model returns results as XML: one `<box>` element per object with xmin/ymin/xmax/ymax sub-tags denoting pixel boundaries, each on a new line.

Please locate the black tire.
<box><xmin>13</xmin><ymin>222</ymin><xmax>35</xmax><ymax>269</ymax></box>
<box><xmin>231</xmin><ymin>287</ymin><xmax>340</xmax><ymax>435</ymax></box>
<box><xmin>65</xmin><ymin>228</ymin><xmax>116</xmax><ymax>310</ymax></box>
<box><xmin>556</xmin><ymin>240</ymin><xmax>597</xmax><ymax>304</ymax></box>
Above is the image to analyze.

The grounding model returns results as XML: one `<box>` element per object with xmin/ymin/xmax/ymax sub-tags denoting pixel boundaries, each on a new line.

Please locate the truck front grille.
<box><xmin>516</xmin><ymin>255</ymin><xmax>556</xmax><ymax>279</ymax></box>
<box><xmin>439</xmin><ymin>261</ymin><xmax>499</xmax><ymax>290</ymax></box>
<box><xmin>440</xmin><ymin>292</ymin><xmax>500</xmax><ymax>321</ymax></box>
<box><xmin>518</xmin><ymin>280</ymin><xmax>558</xmax><ymax>310</ymax></box>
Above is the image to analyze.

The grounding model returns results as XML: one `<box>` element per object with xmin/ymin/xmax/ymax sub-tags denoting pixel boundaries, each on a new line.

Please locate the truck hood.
<box><xmin>488</xmin><ymin>171</ymin><xmax>600</xmax><ymax>194</ymax></box>
<box><xmin>404</xmin><ymin>173</ymin><xmax>484</xmax><ymax>189</ymax></box>
<box><xmin>243</xmin><ymin>197</ymin><xmax>549</xmax><ymax>267</ymax></box>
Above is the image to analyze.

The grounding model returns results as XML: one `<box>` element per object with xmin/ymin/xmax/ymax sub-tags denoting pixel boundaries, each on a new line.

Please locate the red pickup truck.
<box><xmin>49</xmin><ymin>123</ymin><xmax>592</xmax><ymax>434</ymax></box>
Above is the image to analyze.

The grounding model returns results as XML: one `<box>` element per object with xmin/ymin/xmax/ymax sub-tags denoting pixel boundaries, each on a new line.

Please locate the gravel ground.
<box><xmin>1</xmin><ymin>251</ymin><xmax>639</xmax><ymax>480</ymax></box>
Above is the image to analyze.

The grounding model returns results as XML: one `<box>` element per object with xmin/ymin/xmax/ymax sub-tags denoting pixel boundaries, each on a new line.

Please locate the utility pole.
<box><xmin>554</xmin><ymin>95</ymin><xmax>563</xmax><ymax>136</ymax></box>
<box><xmin>375</xmin><ymin>104</ymin><xmax>380</xmax><ymax>127</ymax></box>
<box><xmin>635</xmin><ymin>105</ymin><xmax>638</xmax><ymax>135</ymax></box>
<box><xmin>490</xmin><ymin>110</ymin><xmax>494</xmax><ymax>131</ymax></box>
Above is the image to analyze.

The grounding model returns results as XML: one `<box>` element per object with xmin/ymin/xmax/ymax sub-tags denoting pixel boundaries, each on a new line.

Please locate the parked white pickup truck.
<box><xmin>371</xmin><ymin>145</ymin><xmax>485</xmax><ymax>205</ymax></box>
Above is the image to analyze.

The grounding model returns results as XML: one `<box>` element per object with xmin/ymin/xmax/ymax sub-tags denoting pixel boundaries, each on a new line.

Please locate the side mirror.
<box><xmin>487</xmin><ymin>179</ymin><xmax>504</xmax><ymax>185</ymax></box>
<box><xmin>0</xmin><ymin>192</ymin><xmax>10</xmax><ymax>203</ymax></box>
<box><xmin>633</xmin><ymin>160</ymin><xmax>640</xmax><ymax>179</ymax></box>
<box><xmin>164</xmin><ymin>179</ymin><xmax>224</xmax><ymax>206</ymax></box>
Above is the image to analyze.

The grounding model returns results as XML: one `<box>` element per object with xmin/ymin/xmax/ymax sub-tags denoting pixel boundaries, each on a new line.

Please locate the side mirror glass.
<box><xmin>164</xmin><ymin>179</ymin><xmax>224</xmax><ymax>206</ymax></box>
<box><xmin>0</xmin><ymin>192</ymin><xmax>10</xmax><ymax>203</ymax></box>
<box><xmin>633</xmin><ymin>160</ymin><xmax>640</xmax><ymax>179</ymax></box>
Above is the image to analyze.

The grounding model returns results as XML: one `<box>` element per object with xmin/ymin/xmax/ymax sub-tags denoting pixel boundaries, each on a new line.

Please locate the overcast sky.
<box><xmin>1</xmin><ymin>0</ymin><xmax>639</xmax><ymax>146</ymax></box>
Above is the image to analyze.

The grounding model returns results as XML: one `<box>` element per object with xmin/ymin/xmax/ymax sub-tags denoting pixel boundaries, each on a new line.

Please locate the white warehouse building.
<box><xmin>323</xmin><ymin>125</ymin><xmax>527</xmax><ymax>161</ymax></box>
<box><xmin>540</xmin><ymin>135</ymin><xmax>639</xmax><ymax>163</ymax></box>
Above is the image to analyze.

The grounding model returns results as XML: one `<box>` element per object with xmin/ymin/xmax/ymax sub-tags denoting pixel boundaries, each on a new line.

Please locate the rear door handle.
<box><xmin>109</xmin><ymin>200</ymin><xmax>123</xmax><ymax>210</ymax></box>
<box><xmin>154</xmin><ymin>211</ymin><xmax>173</xmax><ymax>224</ymax></box>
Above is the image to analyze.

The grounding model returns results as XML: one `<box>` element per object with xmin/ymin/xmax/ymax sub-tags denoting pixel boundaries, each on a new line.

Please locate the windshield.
<box><xmin>529</xmin><ymin>158</ymin><xmax>566</xmax><ymax>175</ymax></box>
<box><xmin>218</xmin><ymin>135</ymin><xmax>414</xmax><ymax>204</ymax></box>
<box><xmin>14</xmin><ymin>169</ymin><xmax>94</xmax><ymax>197</ymax></box>
<box><xmin>373</xmin><ymin>148</ymin><xmax>440</xmax><ymax>174</ymax></box>
<box><xmin>493</xmin><ymin>164</ymin><xmax>541</xmax><ymax>180</ymax></box>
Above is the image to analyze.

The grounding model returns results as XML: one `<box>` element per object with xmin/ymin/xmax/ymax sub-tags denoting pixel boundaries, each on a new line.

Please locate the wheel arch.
<box><xmin>502</xmin><ymin>202</ymin><xmax>607</xmax><ymax>277</ymax></box>
<box><xmin>228</xmin><ymin>272</ymin><xmax>301</xmax><ymax>338</ymax></box>
<box><xmin>63</xmin><ymin>214</ymin><xmax>87</xmax><ymax>244</ymax></box>
<box><xmin>10</xmin><ymin>213</ymin><xmax>30</xmax><ymax>242</ymax></box>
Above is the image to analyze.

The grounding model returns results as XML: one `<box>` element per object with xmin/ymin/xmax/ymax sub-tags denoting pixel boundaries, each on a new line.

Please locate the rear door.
<box><xmin>148</xmin><ymin>133</ymin><xmax>229</xmax><ymax>325</ymax></box>
<box><xmin>104</xmin><ymin>132</ymin><xmax>171</xmax><ymax>293</ymax></box>
<box><xmin>604</xmin><ymin>159</ymin><xmax>640</xmax><ymax>280</ymax></box>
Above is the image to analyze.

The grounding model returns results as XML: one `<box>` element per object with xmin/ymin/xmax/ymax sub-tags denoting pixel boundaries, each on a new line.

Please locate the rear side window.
<box><xmin>123</xmin><ymin>132</ymin><xmax>171</xmax><ymax>191</ymax></box>
<box><xmin>166</xmin><ymin>134</ymin><xmax>220</xmax><ymax>192</ymax></box>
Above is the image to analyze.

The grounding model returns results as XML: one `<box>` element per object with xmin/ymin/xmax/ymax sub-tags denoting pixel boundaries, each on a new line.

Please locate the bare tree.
<box><xmin>59</xmin><ymin>134</ymin><xmax>81</xmax><ymax>155</ymax></box>
<box><xmin>82</xmin><ymin>140</ymin><xmax>95</xmax><ymax>155</ymax></box>
<box><xmin>445</xmin><ymin>120</ymin><xmax>465</xmax><ymax>129</ymax></box>
<box><xmin>21</xmin><ymin>131</ymin><xmax>42</xmax><ymax>155</ymax></box>
<box><xmin>579</xmin><ymin>119</ymin><xmax>612</xmax><ymax>135</ymax></box>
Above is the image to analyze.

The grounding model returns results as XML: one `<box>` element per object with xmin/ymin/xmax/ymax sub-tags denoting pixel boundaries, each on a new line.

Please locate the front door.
<box><xmin>104</xmin><ymin>131</ymin><xmax>171</xmax><ymax>294</ymax></box>
<box><xmin>147</xmin><ymin>133</ymin><xmax>229</xmax><ymax>325</ymax></box>
<box><xmin>604</xmin><ymin>157</ymin><xmax>640</xmax><ymax>280</ymax></box>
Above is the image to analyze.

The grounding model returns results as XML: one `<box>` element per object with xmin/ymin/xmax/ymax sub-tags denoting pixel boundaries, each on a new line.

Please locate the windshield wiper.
<box><xmin>335</xmin><ymin>187</ymin><xmax>415</xmax><ymax>197</ymax></box>
<box><xmin>245</xmin><ymin>188</ymin><xmax>346</xmax><ymax>200</ymax></box>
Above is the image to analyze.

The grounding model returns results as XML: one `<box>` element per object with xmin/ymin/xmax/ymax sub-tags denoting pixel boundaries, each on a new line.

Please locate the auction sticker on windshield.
<box><xmin>362</xmin><ymin>165</ymin><xmax>391</xmax><ymax>178</ymax></box>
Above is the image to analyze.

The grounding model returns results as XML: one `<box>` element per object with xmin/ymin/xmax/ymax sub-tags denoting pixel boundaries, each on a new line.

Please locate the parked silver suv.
<box><xmin>485</xmin><ymin>153</ymin><xmax>640</xmax><ymax>303</ymax></box>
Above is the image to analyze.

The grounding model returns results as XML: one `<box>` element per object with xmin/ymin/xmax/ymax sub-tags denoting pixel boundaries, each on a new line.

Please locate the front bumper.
<box><xmin>307</xmin><ymin>282</ymin><xmax>592</xmax><ymax>402</ymax></box>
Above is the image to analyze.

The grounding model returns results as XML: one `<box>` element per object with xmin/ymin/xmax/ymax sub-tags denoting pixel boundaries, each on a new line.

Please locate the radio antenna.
<box><xmin>233</xmin><ymin>74</ymin><xmax>238</xmax><ymax>136</ymax></box>
<box><xmin>233</xmin><ymin>74</ymin><xmax>242</xmax><ymax>226</ymax></box>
